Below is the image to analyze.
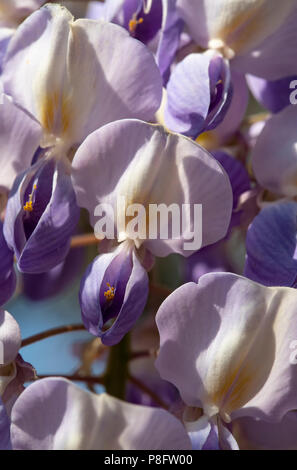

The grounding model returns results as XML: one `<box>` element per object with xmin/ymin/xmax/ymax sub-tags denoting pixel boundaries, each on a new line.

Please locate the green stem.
<box><xmin>104</xmin><ymin>333</ymin><xmax>130</xmax><ymax>399</ymax></box>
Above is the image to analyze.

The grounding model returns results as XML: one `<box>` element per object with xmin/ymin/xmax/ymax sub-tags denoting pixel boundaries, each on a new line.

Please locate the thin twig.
<box><xmin>21</xmin><ymin>324</ymin><xmax>86</xmax><ymax>347</ymax></box>
<box><xmin>70</xmin><ymin>233</ymin><xmax>100</xmax><ymax>248</ymax></box>
<box><xmin>129</xmin><ymin>349</ymin><xmax>157</xmax><ymax>361</ymax></box>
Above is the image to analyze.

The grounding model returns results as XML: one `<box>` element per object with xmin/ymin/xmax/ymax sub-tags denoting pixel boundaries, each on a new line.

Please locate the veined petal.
<box><xmin>72</xmin><ymin>119</ymin><xmax>233</xmax><ymax>257</ymax></box>
<box><xmin>165</xmin><ymin>52</ymin><xmax>232</xmax><ymax>138</ymax></box>
<box><xmin>244</xmin><ymin>202</ymin><xmax>297</xmax><ymax>287</ymax></box>
<box><xmin>156</xmin><ymin>273</ymin><xmax>297</xmax><ymax>422</ymax></box>
<box><xmin>156</xmin><ymin>0</ymin><xmax>184</xmax><ymax>84</ymax></box>
<box><xmin>210</xmin><ymin>68</ymin><xmax>248</xmax><ymax>143</ymax></box>
<box><xmin>251</xmin><ymin>105</ymin><xmax>297</xmax><ymax>197</ymax></box>
<box><xmin>63</xmin><ymin>18</ymin><xmax>162</xmax><ymax>145</ymax></box>
<box><xmin>177</xmin><ymin>0</ymin><xmax>295</xmax><ymax>58</ymax></box>
<box><xmin>0</xmin><ymin>94</ymin><xmax>42</xmax><ymax>195</ymax></box>
<box><xmin>2</xmin><ymin>4</ymin><xmax>72</xmax><ymax>141</ymax></box>
<box><xmin>2</xmin><ymin>4</ymin><xmax>162</xmax><ymax>148</ymax></box>
<box><xmin>10</xmin><ymin>378</ymin><xmax>191</xmax><ymax>450</ymax></box>
<box><xmin>233</xmin><ymin>6</ymin><xmax>297</xmax><ymax>80</ymax></box>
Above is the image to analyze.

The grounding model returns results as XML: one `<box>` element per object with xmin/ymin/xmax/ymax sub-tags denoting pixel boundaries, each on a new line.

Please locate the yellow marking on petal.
<box><xmin>129</xmin><ymin>14</ymin><xmax>144</xmax><ymax>34</ymax></box>
<box><xmin>196</xmin><ymin>131</ymin><xmax>219</xmax><ymax>151</ymax></box>
<box><xmin>40</xmin><ymin>92</ymin><xmax>59</xmax><ymax>133</ymax></box>
<box><xmin>23</xmin><ymin>184</ymin><xmax>37</xmax><ymax>212</ymax></box>
<box><xmin>104</xmin><ymin>283</ymin><xmax>115</xmax><ymax>301</ymax></box>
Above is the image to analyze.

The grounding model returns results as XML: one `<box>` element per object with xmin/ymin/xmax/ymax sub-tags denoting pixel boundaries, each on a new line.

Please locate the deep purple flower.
<box><xmin>161</xmin><ymin>0</ymin><xmax>297</xmax><ymax>141</ymax></box>
<box><xmin>79</xmin><ymin>241</ymin><xmax>149</xmax><ymax>346</ymax></box>
<box><xmin>244</xmin><ymin>202</ymin><xmax>297</xmax><ymax>287</ymax></box>
<box><xmin>3</xmin><ymin>159</ymin><xmax>80</xmax><ymax>273</ymax></box>
<box><xmin>0</xmin><ymin>221</ymin><xmax>16</xmax><ymax>305</ymax></box>
<box><xmin>164</xmin><ymin>51</ymin><xmax>233</xmax><ymax>138</ymax></box>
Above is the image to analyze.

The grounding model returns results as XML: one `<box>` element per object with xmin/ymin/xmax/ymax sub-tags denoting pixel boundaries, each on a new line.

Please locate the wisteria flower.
<box><xmin>72</xmin><ymin>119</ymin><xmax>233</xmax><ymax>344</ymax></box>
<box><xmin>156</xmin><ymin>272</ymin><xmax>297</xmax><ymax>449</ymax></box>
<box><xmin>1</xmin><ymin>3</ymin><xmax>162</xmax><ymax>273</ymax></box>
<box><xmin>0</xmin><ymin>310</ymin><xmax>36</xmax><ymax>412</ymax></box>
<box><xmin>162</xmin><ymin>0</ymin><xmax>297</xmax><ymax>140</ymax></box>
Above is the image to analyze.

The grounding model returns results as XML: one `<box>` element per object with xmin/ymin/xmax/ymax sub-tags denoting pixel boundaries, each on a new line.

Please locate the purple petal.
<box><xmin>79</xmin><ymin>242</ymin><xmax>149</xmax><ymax>346</ymax></box>
<box><xmin>232</xmin><ymin>412</ymin><xmax>297</xmax><ymax>450</ymax></box>
<box><xmin>156</xmin><ymin>273</ymin><xmax>297</xmax><ymax>422</ymax></box>
<box><xmin>86</xmin><ymin>0</ymin><xmax>124</xmax><ymax>22</ymax></box>
<box><xmin>123</xmin><ymin>0</ymin><xmax>162</xmax><ymax>44</ymax></box>
<box><xmin>247</xmin><ymin>74</ymin><xmax>297</xmax><ymax>113</ymax></box>
<box><xmin>0</xmin><ymin>310</ymin><xmax>21</xmax><ymax>365</ymax></box>
<box><xmin>212</xmin><ymin>150</ymin><xmax>251</xmax><ymax>230</ymax></box>
<box><xmin>11</xmin><ymin>377</ymin><xmax>191</xmax><ymax>449</ymax></box>
<box><xmin>0</xmin><ymin>94</ymin><xmax>42</xmax><ymax>195</ymax></box>
<box><xmin>4</xmin><ymin>159</ymin><xmax>80</xmax><ymax>273</ymax></box>
<box><xmin>244</xmin><ymin>202</ymin><xmax>297</xmax><ymax>287</ymax></box>
<box><xmin>212</xmin><ymin>151</ymin><xmax>250</xmax><ymax>210</ymax></box>
<box><xmin>178</xmin><ymin>0</ymin><xmax>296</xmax><ymax>64</ymax></box>
<box><xmin>251</xmin><ymin>104</ymin><xmax>297</xmax><ymax>197</ymax></box>
<box><xmin>2</xmin><ymin>354</ymin><xmax>36</xmax><ymax>413</ymax></box>
<box><xmin>0</xmin><ymin>221</ymin><xmax>16</xmax><ymax>306</ymax></box>
<box><xmin>22</xmin><ymin>244</ymin><xmax>84</xmax><ymax>300</ymax></box>
<box><xmin>233</xmin><ymin>6</ymin><xmax>297</xmax><ymax>80</ymax></box>
<box><xmin>0</xmin><ymin>28</ymin><xmax>13</xmax><ymax>71</ymax></box>
<box><xmin>2</xmin><ymin>4</ymin><xmax>162</xmax><ymax>147</ymax></box>
<box><xmin>185</xmin><ymin>241</ymin><xmax>230</xmax><ymax>283</ymax></box>
<box><xmin>212</xmin><ymin>68</ymin><xmax>248</xmax><ymax>143</ymax></box>
<box><xmin>164</xmin><ymin>52</ymin><xmax>232</xmax><ymax>138</ymax></box>
<box><xmin>156</xmin><ymin>0</ymin><xmax>184</xmax><ymax>84</ymax></box>
<box><xmin>0</xmin><ymin>397</ymin><xmax>11</xmax><ymax>450</ymax></box>
<box><xmin>72</xmin><ymin>119</ymin><xmax>233</xmax><ymax>257</ymax></box>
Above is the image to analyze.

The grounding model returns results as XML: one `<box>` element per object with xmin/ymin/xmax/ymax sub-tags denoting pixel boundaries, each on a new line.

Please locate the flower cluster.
<box><xmin>0</xmin><ymin>0</ymin><xmax>297</xmax><ymax>451</ymax></box>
